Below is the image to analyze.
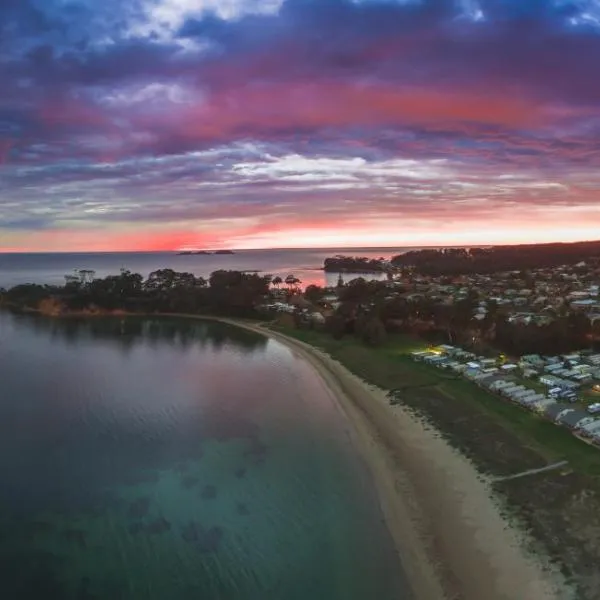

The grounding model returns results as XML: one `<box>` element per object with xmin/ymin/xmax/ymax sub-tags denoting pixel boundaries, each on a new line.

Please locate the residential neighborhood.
<box><xmin>264</xmin><ymin>254</ymin><xmax>600</xmax><ymax>354</ymax></box>
<box><xmin>411</xmin><ymin>344</ymin><xmax>600</xmax><ymax>445</ymax></box>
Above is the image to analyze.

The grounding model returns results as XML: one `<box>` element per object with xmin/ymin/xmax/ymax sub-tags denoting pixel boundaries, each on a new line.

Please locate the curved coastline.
<box><xmin>215</xmin><ymin>318</ymin><xmax>572</xmax><ymax>600</ymax></box>
<box><xmin>12</xmin><ymin>308</ymin><xmax>573</xmax><ymax>599</ymax></box>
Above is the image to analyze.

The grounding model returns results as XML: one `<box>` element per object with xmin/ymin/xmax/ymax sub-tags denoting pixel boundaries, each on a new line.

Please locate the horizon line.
<box><xmin>1</xmin><ymin>238</ymin><xmax>600</xmax><ymax>255</ymax></box>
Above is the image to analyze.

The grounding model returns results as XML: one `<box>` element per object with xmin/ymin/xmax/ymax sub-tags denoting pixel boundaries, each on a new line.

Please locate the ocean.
<box><xmin>0</xmin><ymin>313</ymin><xmax>410</xmax><ymax>599</ymax></box>
<box><xmin>0</xmin><ymin>247</ymin><xmax>411</xmax><ymax>289</ymax></box>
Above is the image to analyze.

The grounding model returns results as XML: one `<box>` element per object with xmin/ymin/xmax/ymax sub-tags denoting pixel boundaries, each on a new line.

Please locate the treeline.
<box><xmin>323</xmin><ymin>255</ymin><xmax>388</xmax><ymax>273</ymax></box>
<box><xmin>0</xmin><ymin>268</ymin><xmax>271</xmax><ymax>318</ymax></box>
<box><xmin>291</xmin><ymin>278</ymin><xmax>599</xmax><ymax>355</ymax></box>
<box><xmin>391</xmin><ymin>241</ymin><xmax>600</xmax><ymax>275</ymax></box>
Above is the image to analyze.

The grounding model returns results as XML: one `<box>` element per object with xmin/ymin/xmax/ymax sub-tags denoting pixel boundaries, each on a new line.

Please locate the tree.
<box><xmin>360</xmin><ymin>317</ymin><xmax>387</xmax><ymax>346</ymax></box>
<box><xmin>271</xmin><ymin>276</ymin><xmax>283</xmax><ymax>289</ymax></box>
<box><xmin>326</xmin><ymin>314</ymin><xmax>347</xmax><ymax>339</ymax></box>
<box><xmin>208</xmin><ymin>270</ymin><xmax>271</xmax><ymax>316</ymax></box>
<box><xmin>285</xmin><ymin>274</ymin><xmax>301</xmax><ymax>293</ymax></box>
<box><xmin>304</xmin><ymin>285</ymin><xmax>325</xmax><ymax>305</ymax></box>
<box><xmin>143</xmin><ymin>269</ymin><xmax>207</xmax><ymax>312</ymax></box>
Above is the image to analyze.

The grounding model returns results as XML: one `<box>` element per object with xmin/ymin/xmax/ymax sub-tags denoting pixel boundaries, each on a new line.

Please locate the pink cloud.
<box><xmin>135</xmin><ymin>81</ymin><xmax>545</xmax><ymax>147</ymax></box>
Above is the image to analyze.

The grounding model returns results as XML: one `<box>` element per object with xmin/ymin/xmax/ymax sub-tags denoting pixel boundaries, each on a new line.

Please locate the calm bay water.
<box><xmin>0</xmin><ymin>313</ymin><xmax>409</xmax><ymax>599</ymax></box>
<box><xmin>0</xmin><ymin>248</ymin><xmax>409</xmax><ymax>289</ymax></box>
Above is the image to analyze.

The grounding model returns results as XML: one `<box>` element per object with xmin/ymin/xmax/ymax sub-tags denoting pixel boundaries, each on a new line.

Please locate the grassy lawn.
<box><xmin>270</xmin><ymin>325</ymin><xmax>446</xmax><ymax>390</ymax></box>
<box><xmin>438</xmin><ymin>378</ymin><xmax>600</xmax><ymax>475</ymax></box>
<box><xmin>271</xmin><ymin>324</ymin><xmax>600</xmax><ymax>477</ymax></box>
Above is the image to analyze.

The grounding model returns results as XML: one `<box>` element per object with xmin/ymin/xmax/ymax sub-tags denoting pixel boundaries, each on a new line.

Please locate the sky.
<box><xmin>1</xmin><ymin>0</ymin><xmax>600</xmax><ymax>252</ymax></box>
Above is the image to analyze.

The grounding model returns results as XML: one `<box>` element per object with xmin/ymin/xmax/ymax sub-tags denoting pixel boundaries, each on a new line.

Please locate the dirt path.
<box><xmin>494</xmin><ymin>461</ymin><xmax>569</xmax><ymax>482</ymax></box>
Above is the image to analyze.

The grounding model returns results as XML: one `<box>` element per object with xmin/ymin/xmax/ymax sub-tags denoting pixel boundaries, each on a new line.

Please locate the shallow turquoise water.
<box><xmin>0</xmin><ymin>313</ymin><xmax>410</xmax><ymax>599</ymax></box>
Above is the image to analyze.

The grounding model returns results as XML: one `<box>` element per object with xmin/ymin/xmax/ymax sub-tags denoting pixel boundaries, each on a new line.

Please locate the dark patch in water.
<box><xmin>3</xmin><ymin>549</ymin><xmax>67</xmax><ymax>599</ymax></box>
<box><xmin>128</xmin><ymin>523</ymin><xmax>144</xmax><ymax>535</ymax></box>
<box><xmin>200</xmin><ymin>485</ymin><xmax>217</xmax><ymax>500</ymax></box>
<box><xmin>236</xmin><ymin>502</ymin><xmax>250</xmax><ymax>516</ymax></box>
<box><xmin>139</xmin><ymin>471</ymin><xmax>159</xmax><ymax>484</ymax></box>
<box><xmin>124</xmin><ymin>471</ymin><xmax>159</xmax><ymax>485</ymax></box>
<box><xmin>203</xmin><ymin>409</ymin><xmax>259</xmax><ymax>442</ymax></box>
<box><xmin>98</xmin><ymin>494</ymin><xmax>126</xmax><ymax>512</ymax></box>
<box><xmin>197</xmin><ymin>526</ymin><xmax>223</xmax><ymax>553</ymax></box>
<box><xmin>234</xmin><ymin>467</ymin><xmax>246</xmax><ymax>478</ymax></box>
<box><xmin>181</xmin><ymin>521</ymin><xmax>200</xmax><ymax>543</ymax></box>
<box><xmin>181</xmin><ymin>476</ymin><xmax>199</xmax><ymax>489</ymax></box>
<box><xmin>127</xmin><ymin>497</ymin><xmax>150</xmax><ymax>519</ymax></box>
<box><xmin>25</xmin><ymin>520</ymin><xmax>54</xmax><ymax>538</ymax></box>
<box><xmin>244</xmin><ymin>440</ymin><xmax>269</xmax><ymax>464</ymax></box>
<box><xmin>180</xmin><ymin>521</ymin><xmax>224</xmax><ymax>552</ymax></box>
<box><xmin>63</xmin><ymin>528</ymin><xmax>87</xmax><ymax>549</ymax></box>
<box><xmin>77</xmin><ymin>576</ymin><xmax>100</xmax><ymax>600</ymax></box>
<box><xmin>146</xmin><ymin>517</ymin><xmax>171</xmax><ymax>535</ymax></box>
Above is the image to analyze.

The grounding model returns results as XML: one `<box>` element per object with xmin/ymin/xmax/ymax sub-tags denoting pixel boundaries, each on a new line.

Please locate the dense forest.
<box><xmin>0</xmin><ymin>268</ymin><xmax>271</xmax><ymax>318</ymax></box>
<box><xmin>323</xmin><ymin>255</ymin><xmax>388</xmax><ymax>272</ymax></box>
<box><xmin>391</xmin><ymin>241</ymin><xmax>600</xmax><ymax>275</ymax></box>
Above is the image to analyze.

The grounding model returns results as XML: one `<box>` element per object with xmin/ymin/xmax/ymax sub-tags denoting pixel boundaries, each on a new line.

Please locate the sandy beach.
<box><xmin>220</xmin><ymin>319</ymin><xmax>574</xmax><ymax>600</ymax></box>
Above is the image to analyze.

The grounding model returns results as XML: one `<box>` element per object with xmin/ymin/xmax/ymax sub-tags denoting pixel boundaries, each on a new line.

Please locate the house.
<box><xmin>480</xmin><ymin>358</ymin><xmax>497</xmax><ymax>368</ymax></box>
<box><xmin>411</xmin><ymin>351</ymin><xmax>432</xmax><ymax>361</ymax></box>
<box><xmin>438</xmin><ymin>344</ymin><xmax>457</xmax><ymax>355</ymax></box>
<box><xmin>520</xmin><ymin>354</ymin><xmax>545</xmax><ymax>370</ymax></box>
<box><xmin>526</xmin><ymin>393</ymin><xmax>547</xmax><ymax>405</ymax></box>
<box><xmin>543</xmin><ymin>403</ymin><xmax>571</xmax><ymax>421</ymax></box>
<box><xmin>539</xmin><ymin>374</ymin><xmax>579</xmax><ymax>389</ymax></box>
<box><xmin>573</xmin><ymin>373</ymin><xmax>593</xmax><ymax>383</ymax></box>
<box><xmin>540</xmin><ymin>374</ymin><xmax>560</xmax><ymax>387</ymax></box>
<box><xmin>556</xmin><ymin>409</ymin><xmax>594</xmax><ymax>430</ymax></box>
<box><xmin>512</xmin><ymin>389</ymin><xmax>536</xmax><ymax>402</ymax></box>
<box><xmin>504</xmin><ymin>385</ymin><xmax>526</xmax><ymax>398</ymax></box>
<box><xmin>578</xmin><ymin>420</ymin><xmax>600</xmax><ymax>436</ymax></box>
<box><xmin>490</xmin><ymin>380</ymin><xmax>513</xmax><ymax>392</ymax></box>
<box><xmin>545</xmin><ymin>356</ymin><xmax>562</xmax><ymax>365</ymax></box>
<box><xmin>506</xmin><ymin>387</ymin><xmax>527</xmax><ymax>399</ymax></box>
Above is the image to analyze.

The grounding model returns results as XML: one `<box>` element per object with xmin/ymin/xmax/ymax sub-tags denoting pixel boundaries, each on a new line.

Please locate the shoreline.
<box><xmin>216</xmin><ymin>319</ymin><xmax>572</xmax><ymax>600</ymax></box>
<box><xmin>7</xmin><ymin>309</ymin><xmax>574</xmax><ymax>598</ymax></box>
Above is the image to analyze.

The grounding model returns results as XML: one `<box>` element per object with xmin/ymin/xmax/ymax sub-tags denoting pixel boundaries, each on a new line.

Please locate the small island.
<box><xmin>175</xmin><ymin>249</ymin><xmax>235</xmax><ymax>256</ymax></box>
<box><xmin>323</xmin><ymin>255</ymin><xmax>388</xmax><ymax>273</ymax></box>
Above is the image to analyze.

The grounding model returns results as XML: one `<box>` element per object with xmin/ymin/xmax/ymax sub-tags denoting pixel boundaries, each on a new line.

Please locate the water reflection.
<box><xmin>0</xmin><ymin>312</ymin><xmax>407</xmax><ymax>600</ymax></box>
<box><xmin>12</xmin><ymin>314</ymin><xmax>268</xmax><ymax>353</ymax></box>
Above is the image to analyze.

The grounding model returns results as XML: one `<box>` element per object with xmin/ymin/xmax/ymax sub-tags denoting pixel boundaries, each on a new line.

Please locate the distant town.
<box><xmin>264</xmin><ymin>241</ymin><xmax>600</xmax><ymax>445</ymax></box>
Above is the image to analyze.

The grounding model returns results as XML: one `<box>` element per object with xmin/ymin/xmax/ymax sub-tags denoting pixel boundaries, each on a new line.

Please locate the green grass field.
<box><xmin>271</xmin><ymin>324</ymin><xmax>600</xmax><ymax>477</ymax></box>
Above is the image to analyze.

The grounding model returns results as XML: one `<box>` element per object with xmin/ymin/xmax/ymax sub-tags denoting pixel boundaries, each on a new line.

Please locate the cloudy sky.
<box><xmin>1</xmin><ymin>0</ymin><xmax>600</xmax><ymax>251</ymax></box>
